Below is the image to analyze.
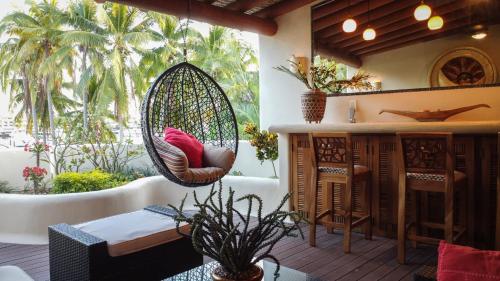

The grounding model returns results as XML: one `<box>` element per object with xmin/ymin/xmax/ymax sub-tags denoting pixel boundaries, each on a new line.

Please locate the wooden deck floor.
<box><xmin>0</xmin><ymin>225</ymin><xmax>436</xmax><ymax>281</ymax></box>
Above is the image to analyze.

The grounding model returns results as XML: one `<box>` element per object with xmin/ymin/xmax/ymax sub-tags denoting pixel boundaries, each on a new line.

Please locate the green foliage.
<box><xmin>274</xmin><ymin>57</ymin><xmax>373</xmax><ymax>94</ymax></box>
<box><xmin>51</xmin><ymin>169</ymin><xmax>127</xmax><ymax>194</ymax></box>
<box><xmin>244</xmin><ymin>123</ymin><xmax>278</xmax><ymax>178</ymax></box>
<box><xmin>0</xmin><ymin>181</ymin><xmax>13</xmax><ymax>193</ymax></box>
<box><xmin>169</xmin><ymin>182</ymin><xmax>304</xmax><ymax>278</ymax></box>
<box><xmin>0</xmin><ymin>1</ymin><xmax>259</xmax><ymax>140</ymax></box>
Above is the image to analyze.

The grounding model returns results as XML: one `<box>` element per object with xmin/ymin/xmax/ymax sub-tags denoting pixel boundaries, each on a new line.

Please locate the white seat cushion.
<box><xmin>0</xmin><ymin>266</ymin><xmax>34</xmax><ymax>281</ymax></box>
<box><xmin>74</xmin><ymin>210</ymin><xmax>190</xmax><ymax>257</ymax></box>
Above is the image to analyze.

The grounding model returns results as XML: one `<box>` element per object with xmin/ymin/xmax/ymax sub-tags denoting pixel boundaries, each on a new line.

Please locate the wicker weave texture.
<box><xmin>141</xmin><ymin>62</ymin><xmax>238</xmax><ymax>187</ymax></box>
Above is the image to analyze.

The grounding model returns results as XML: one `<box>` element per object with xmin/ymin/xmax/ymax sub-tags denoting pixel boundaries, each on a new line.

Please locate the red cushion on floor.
<box><xmin>437</xmin><ymin>241</ymin><xmax>500</xmax><ymax>281</ymax></box>
<box><xmin>164</xmin><ymin>127</ymin><xmax>203</xmax><ymax>168</ymax></box>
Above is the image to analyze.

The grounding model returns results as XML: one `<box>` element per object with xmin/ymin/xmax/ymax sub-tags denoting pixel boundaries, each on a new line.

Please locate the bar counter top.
<box><xmin>269</xmin><ymin>121</ymin><xmax>500</xmax><ymax>134</ymax></box>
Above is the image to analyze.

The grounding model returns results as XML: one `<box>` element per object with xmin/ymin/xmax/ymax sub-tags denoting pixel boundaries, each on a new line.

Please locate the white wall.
<box><xmin>0</xmin><ymin>176</ymin><xmax>281</xmax><ymax>244</ymax></box>
<box><xmin>259</xmin><ymin>5</ymin><xmax>313</xmax><ymax>130</ymax></box>
<box><xmin>362</xmin><ymin>25</ymin><xmax>500</xmax><ymax>91</ymax></box>
<box><xmin>258</xmin><ymin>5</ymin><xmax>500</xmax><ymax>128</ymax></box>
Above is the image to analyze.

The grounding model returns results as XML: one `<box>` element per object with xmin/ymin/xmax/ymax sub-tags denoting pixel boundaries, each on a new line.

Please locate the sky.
<box><xmin>0</xmin><ymin>0</ymin><xmax>259</xmax><ymax>119</ymax></box>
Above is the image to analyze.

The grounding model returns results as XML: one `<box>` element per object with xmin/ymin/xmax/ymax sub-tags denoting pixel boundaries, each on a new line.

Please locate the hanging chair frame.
<box><xmin>141</xmin><ymin>62</ymin><xmax>239</xmax><ymax>187</ymax></box>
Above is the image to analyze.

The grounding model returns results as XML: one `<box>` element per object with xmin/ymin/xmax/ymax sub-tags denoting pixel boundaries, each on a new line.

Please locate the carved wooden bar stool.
<box><xmin>308</xmin><ymin>132</ymin><xmax>372</xmax><ymax>253</ymax></box>
<box><xmin>396</xmin><ymin>133</ymin><xmax>467</xmax><ymax>264</ymax></box>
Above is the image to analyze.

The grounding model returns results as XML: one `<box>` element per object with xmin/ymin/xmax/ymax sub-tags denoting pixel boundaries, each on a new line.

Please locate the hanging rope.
<box><xmin>181</xmin><ymin>0</ymin><xmax>192</xmax><ymax>62</ymax></box>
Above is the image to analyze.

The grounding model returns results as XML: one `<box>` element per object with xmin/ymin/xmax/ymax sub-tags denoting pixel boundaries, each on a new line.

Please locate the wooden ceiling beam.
<box><xmin>315</xmin><ymin>42</ymin><xmax>362</xmax><ymax>68</ymax></box>
<box><xmin>313</xmin><ymin>0</ymin><xmax>366</xmax><ymax>21</ymax></box>
<box><xmin>358</xmin><ymin>26</ymin><xmax>467</xmax><ymax>57</ymax></box>
<box><xmin>315</xmin><ymin>0</ymin><xmax>420</xmax><ymax>39</ymax></box>
<box><xmin>313</xmin><ymin>0</ymin><xmax>395</xmax><ymax>32</ymax></box>
<box><xmin>96</xmin><ymin>0</ymin><xmax>278</xmax><ymax>35</ymax></box>
<box><xmin>225</xmin><ymin>0</ymin><xmax>268</xmax><ymax>13</ymax></box>
<box><xmin>354</xmin><ymin>19</ymin><xmax>470</xmax><ymax>56</ymax></box>
<box><xmin>254</xmin><ymin>0</ymin><xmax>317</xmax><ymax>19</ymax></box>
<box><xmin>338</xmin><ymin>3</ymin><xmax>468</xmax><ymax>50</ymax></box>
<box><xmin>347</xmin><ymin>12</ymin><xmax>468</xmax><ymax>53</ymax></box>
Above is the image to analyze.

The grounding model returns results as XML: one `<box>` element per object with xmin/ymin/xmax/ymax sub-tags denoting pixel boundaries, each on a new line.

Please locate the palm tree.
<box><xmin>1</xmin><ymin>0</ymin><xmax>76</xmax><ymax>143</ymax></box>
<box><xmin>137</xmin><ymin>13</ymin><xmax>185</xmax><ymax>87</ymax></box>
<box><xmin>97</xmin><ymin>3</ymin><xmax>157</xmax><ymax>139</ymax></box>
<box><xmin>62</xmin><ymin>0</ymin><xmax>107</xmax><ymax>131</ymax></box>
<box><xmin>0</xmin><ymin>38</ymin><xmax>40</xmax><ymax>139</ymax></box>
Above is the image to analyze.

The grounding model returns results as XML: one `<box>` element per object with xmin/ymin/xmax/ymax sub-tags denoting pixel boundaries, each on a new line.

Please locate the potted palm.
<box><xmin>169</xmin><ymin>182</ymin><xmax>304</xmax><ymax>281</ymax></box>
<box><xmin>275</xmin><ymin>58</ymin><xmax>372</xmax><ymax>123</ymax></box>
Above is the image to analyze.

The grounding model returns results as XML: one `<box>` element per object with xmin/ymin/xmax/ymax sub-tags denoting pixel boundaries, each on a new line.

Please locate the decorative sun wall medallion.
<box><xmin>429</xmin><ymin>47</ymin><xmax>497</xmax><ymax>87</ymax></box>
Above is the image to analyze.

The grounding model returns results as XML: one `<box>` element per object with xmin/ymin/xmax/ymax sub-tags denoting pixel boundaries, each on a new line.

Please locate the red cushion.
<box><xmin>438</xmin><ymin>241</ymin><xmax>500</xmax><ymax>281</ymax></box>
<box><xmin>164</xmin><ymin>127</ymin><xmax>203</xmax><ymax>168</ymax></box>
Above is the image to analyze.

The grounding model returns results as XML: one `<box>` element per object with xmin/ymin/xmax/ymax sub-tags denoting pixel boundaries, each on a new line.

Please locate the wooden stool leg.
<box><xmin>411</xmin><ymin>190</ymin><xmax>419</xmax><ymax>249</ymax></box>
<box><xmin>397</xmin><ymin>174</ymin><xmax>407</xmax><ymax>264</ymax></box>
<box><xmin>459</xmin><ymin>183</ymin><xmax>467</xmax><ymax>244</ymax></box>
<box><xmin>309</xmin><ymin>171</ymin><xmax>319</xmax><ymax>247</ymax></box>
<box><xmin>344</xmin><ymin>178</ymin><xmax>353</xmax><ymax>253</ymax></box>
<box><xmin>444</xmin><ymin>182</ymin><xmax>454</xmax><ymax>243</ymax></box>
<box><xmin>322</xmin><ymin>181</ymin><xmax>334</xmax><ymax>234</ymax></box>
<box><xmin>363</xmin><ymin>177</ymin><xmax>373</xmax><ymax>240</ymax></box>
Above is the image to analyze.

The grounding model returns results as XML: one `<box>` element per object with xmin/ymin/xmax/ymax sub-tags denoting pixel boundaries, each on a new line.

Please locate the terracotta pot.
<box><xmin>211</xmin><ymin>264</ymin><xmax>264</xmax><ymax>281</ymax></box>
<box><xmin>301</xmin><ymin>90</ymin><xmax>326</xmax><ymax>124</ymax></box>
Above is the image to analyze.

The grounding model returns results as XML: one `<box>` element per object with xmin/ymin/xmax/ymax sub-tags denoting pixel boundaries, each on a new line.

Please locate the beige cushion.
<box><xmin>184</xmin><ymin>167</ymin><xmax>225</xmax><ymax>184</ymax></box>
<box><xmin>203</xmin><ymin>145</ymin><xmax>236</xmax><ymax>173</ymax></box>
<box><xmin>0</xmin><ymin>266</ymin><xmax>34</xmax><ymax>281</ymax></box>
<box><xmin>74</xmin><ymin>210</ymin><xmax>189</xmax><ymax>257</ymax></box>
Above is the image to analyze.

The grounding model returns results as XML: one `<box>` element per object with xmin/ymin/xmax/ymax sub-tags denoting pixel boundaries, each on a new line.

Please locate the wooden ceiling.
<box><xmin>313</xmin><ymin>0</ymin><xmax>500</xmax><ymax>67</ymax></box>
<box><xmin>97</xmin><ymin>0</ymin><xmax>318</xmax><ymax>35</ymax></box>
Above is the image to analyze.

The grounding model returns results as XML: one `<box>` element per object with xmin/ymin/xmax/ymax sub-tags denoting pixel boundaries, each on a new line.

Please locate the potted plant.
<box><xmin>275</xmin><ymin>57</ymin><xmax>372</xmax><ymax>123</ymax></box>
<box><xmin>169</xmin><ymin>182</ymin><xmax>304</xmax><ymax>281</ymax></box>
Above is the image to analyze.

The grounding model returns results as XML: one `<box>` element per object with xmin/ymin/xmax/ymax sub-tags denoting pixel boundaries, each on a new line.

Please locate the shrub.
<box><xmin>0</xmin><ymin>181</ymin><xmax>13</xmax><ymax>193</ymax></box>
<box><xmin>51</xmin><ymin>170</ymin><xmax>128</xmax><ymax>194</ymax></box>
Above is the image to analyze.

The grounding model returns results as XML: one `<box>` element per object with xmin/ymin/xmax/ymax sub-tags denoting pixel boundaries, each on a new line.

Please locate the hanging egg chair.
<box><xmin>141</xmin><ymin>62</ymin><xmax>239</xmax><ymax>187</ymax></box>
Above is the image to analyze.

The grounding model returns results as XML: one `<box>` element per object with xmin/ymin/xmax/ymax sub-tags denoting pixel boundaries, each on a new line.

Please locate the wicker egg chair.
<box><xmin>141</xmin><ymin>62</ymin><xmax>239</xmax><ymax>187</ymax></box>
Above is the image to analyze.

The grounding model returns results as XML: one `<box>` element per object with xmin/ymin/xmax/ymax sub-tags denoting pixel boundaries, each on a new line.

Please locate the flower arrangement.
<box><xmin>22</xmin><ymin>141</ymin><xmax>50</xmax><ymax>194</ymax></box>
<box><xmin>22</xmin><ymin>166</ymin><xmax>48</xmax><ymax>194</ymax></box>
<box><xmin>274</xmin><ymin>57</ymin><xmax>373</xmax><ymax>94</ymax></box>
<box><xmin>169</xmin><ymin>182</ymin><xmax>304</xmax><ymax>280</ymax></box>
<box><xmin>244</xmin><ymin>123</ymin><xmax>278</xmax><ymax>178</ymax></box>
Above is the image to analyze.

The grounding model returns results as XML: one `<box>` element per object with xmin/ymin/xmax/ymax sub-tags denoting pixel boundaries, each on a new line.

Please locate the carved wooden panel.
<box><xmin>401</xmin><ymin>137</ymin><xmax>447</xmax><ymax>172</ymax></box>
<box><xmin>312</xmin><ymin>137</ymin><xmax>347</xmax><ymax>164</ymax></box>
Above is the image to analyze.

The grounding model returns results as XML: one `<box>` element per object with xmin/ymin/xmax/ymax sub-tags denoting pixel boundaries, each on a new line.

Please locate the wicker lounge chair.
<box><xmin>48</xmin><ymin>205</ymin><xmax>202</xmax><ymax>281</ymax></box>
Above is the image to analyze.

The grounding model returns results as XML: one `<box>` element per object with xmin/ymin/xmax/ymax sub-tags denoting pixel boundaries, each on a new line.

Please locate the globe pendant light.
<box><xmin>363</xmin><ymin>0</ymin><xmax>376</xmax><ymax>41</ymax></box>
<box><xmin>414</xmin><ymin>1</ymin><xmax>432</xmax><ymax>21</ymax></box>
<box><xmin>343</xmin><ymin>18</ymin><xmax>357</xmax><ymax>33</ymax></box>
<box><xmin>428</xmin><ymin>15</ymin><xmax>444</xmax><ymax>30</ymax></box>
<box><xmin>342</xmin><ymin>0</ymin><xmax>357</xmax><ymax>33</ymax></box>
<box><xmin>363</xmin><ymin>28</ymin><xmax>376</xmax><ymax>41</ymax></box>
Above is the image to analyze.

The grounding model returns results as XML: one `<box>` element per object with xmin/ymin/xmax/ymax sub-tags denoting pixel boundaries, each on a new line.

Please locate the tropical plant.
<box><xmin>274</xmin><ymin>58</ymin><xmax>373</xmax><ymax>94</ymax></box>
<box><xmin>63</xmin><ymin>0</ymin><xmax>107</xmax><ymax>131</ymax></box>
<box><xmin>244</xmin><ymin>123</ymin><xmax>278</xmax><ymax>178</ymax></box>
<box><xmin>169</xmin><ymin>182</ymin><xmax>304</xmax><ymax>279</ymax></box>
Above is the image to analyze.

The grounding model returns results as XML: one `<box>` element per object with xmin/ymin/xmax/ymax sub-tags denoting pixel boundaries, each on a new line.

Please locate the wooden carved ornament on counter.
<box><xmin>379</xmin><ymin>104</ymin><xmax>491</xmax><ymax>122</ymax></box>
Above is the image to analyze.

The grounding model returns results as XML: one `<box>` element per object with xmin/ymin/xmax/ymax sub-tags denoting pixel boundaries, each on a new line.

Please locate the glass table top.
<box><xmin>163</xmin><ymin>260</ymin><xmax>323</xmax><ymax>281</ymax></box>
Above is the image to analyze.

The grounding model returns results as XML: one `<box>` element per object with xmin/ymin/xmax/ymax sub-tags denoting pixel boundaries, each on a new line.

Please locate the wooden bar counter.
<box><xmin>270</xmin><ymin>121</ymin><xmax>500</xmax><ymax>249</ymax></box>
